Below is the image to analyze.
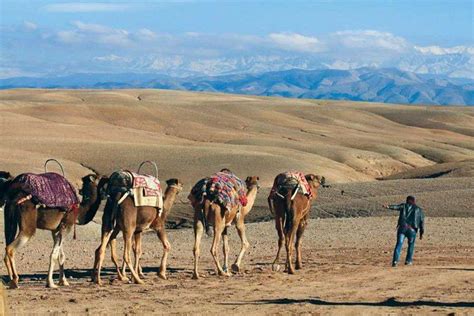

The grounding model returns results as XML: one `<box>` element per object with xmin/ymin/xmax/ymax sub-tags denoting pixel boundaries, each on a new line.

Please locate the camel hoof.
<box><xmin>288</xmin><ymin>269</ymin><xmax>295</xmax><ymax>275</ymax></box>
<box><xmin>139</xmin><ymin>273</ymin><xmax>146</xmax><ymax>279</ymax></box>
<box><xmin>295</xmin><ymin>264</ymin><xmax>302</xmax><ymax>270</ymax></box>
<box><xmin>118</xmin><ymin>275</ymin><xmax>130</xmax><ymax>282</ymax></box>
<box><xmin>59</xmin><ymin>279</ymin><xmax>70</xmax><ymax>286</ymax></box>
<box><xmin>158</xmin><ymin>273</ymin><xmax>167</xmax><ymax>280</ymax></box>
<box><xmin>192</xmin><ymin>273</ymin><xmax>200</xmax><ymax>280</ymax></box>
<box><xmin>134</xmin><ymin>278</ymin><xmax>145</xmax><ymax>285</ymax></box>
<box><xmin>272</xmin><ymin>264</ymin><xmax>281</xmax><ymax>272</ymax></box>
<box><xmin>218</xmin><ymin>271</ymin><xmax>231</xmax><ymax>277</ymax></box>
<box><xmin>8</xmin><ymin>280</ymin><xmax>19</xmax><ymax>289</ymax></box>
<box><xmin>231</xmin><ymin>263</ymin><xmax>241</xmax><ymax>273</ymax></box>
<box><xmin>47</xmin><ymin>283</ymin><xmax>58</xmax><ymax>289</ymax></box>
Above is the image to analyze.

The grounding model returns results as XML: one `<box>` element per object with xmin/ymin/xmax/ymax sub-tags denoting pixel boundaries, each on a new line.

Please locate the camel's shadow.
<box><xmin>1</xmin><ymin>266</ymin><xmax>189</xmax><ymax>283</ymax></box>
<box><xmin>222</xmin><ymin>297</ymin><xmax>474</xmax><ymax>308</ymax></box>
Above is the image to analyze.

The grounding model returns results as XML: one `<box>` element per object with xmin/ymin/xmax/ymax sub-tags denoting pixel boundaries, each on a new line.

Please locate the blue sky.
<box><xmin>0</xmin><ymin>0</ymin><xmax>473</xmax><ymax>78</ymax></box>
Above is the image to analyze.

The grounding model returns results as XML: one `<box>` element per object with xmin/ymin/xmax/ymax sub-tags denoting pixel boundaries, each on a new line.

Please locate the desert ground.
<box><xmin>0</xmin><ymin>89</ymin><xmax>473</xmax><ymax>314</ymax></box>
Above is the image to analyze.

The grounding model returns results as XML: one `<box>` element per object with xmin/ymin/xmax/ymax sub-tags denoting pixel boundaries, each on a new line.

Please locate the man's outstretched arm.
<box><xmin>382</xmin><ymin>203</ymin><xmax>403</xmax><ymax>211</ymax></box>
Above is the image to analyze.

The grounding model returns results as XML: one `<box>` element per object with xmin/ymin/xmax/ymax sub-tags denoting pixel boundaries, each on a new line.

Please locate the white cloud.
<box><xmin>23</xmin><ymin>21</ymin><xmax>38</xmax><ymax>31</ymax></box>
<box><xmin>93</xmin><ymin>54</ymin><xmax>129</xmax><ymax>62</ymax></box>
<box><xmin>56</xmin><ymin>21</ymin><xmax>131</xmax><ymax>46</ymax></box>
<box><xmin>332</xmin><ymin>30</ymin><xmax>409</xmax><ymax>52</ymax></box>
<box><xmin>269</xmin><ymin>33</ymin><xmax>325</xmax><ymax>53</ymax></box>
<box><xmin>44</xmin><ymin>2</ymin><xmax>129</xmax><ymax>13</ymax></box>
<box><xmin>136</xmin><ymin>28</ymin><xmax>157</xmax><ymax>40</ymax></box>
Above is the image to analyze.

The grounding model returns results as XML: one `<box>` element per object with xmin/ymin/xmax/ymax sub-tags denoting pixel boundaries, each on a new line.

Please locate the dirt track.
<box><xmin>2</xmin><ymin>217</ymin><xmax>473</xmax><ymax>314</ymax></box>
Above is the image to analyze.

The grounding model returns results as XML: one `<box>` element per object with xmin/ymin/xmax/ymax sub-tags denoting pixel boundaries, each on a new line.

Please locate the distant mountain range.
<box><xmin>2</xmin><ymin>68</ymin><xmax>473</xmax><ymax>106</ymax></box>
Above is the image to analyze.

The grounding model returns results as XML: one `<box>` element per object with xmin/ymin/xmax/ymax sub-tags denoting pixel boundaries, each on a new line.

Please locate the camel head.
<box><xmin>78</xmin><ymin>173</ymin><xmax>109</xmax><ymax>204</ymax></box>
<box><xmin>245</xmin><ymin>176</ymin><xmax>260</xmax><ymax>190</ymax></box>
<box><xmin>165</xmin><ymin>178</ymin><xmax>183</xmax><ymax>193</ymax></box>
<box><xmin>304</xmin><ymin>174</ymin><xmax>326</xmax><ymax>191</ymax></box>
<box><xmin>0</xmin><ymin>171</ymin><xmax>13</xmax><ymax>208</ymax></box>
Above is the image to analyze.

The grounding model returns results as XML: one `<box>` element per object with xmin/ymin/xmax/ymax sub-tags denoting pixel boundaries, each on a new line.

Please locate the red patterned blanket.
<box><xmin>13</xmin><ymin>172</ymin><xmax>79</xmax><ymax>210</ymax></box>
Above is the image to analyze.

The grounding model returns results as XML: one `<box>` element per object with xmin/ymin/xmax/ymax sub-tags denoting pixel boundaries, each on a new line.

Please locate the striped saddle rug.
<box><xmin>190</xmin><ymin>171</ymin><xmax>247</xmax><ymax>210</ymax></box>
<box><xmin>269</xmin><ymin>171</ymin><xmax>314</xmax><ymax>200</ymax></box>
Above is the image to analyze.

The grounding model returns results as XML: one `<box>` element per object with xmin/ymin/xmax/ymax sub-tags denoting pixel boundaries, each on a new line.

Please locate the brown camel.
<box><xmin>93</xmin><ymin>177</ymin><xmax>183</xmax><ymax>285</ymax></box>
<box><xmin>1</xmin><ymin>173</ymin><xmax>107</xmax><ymax>288</ymax></box>
<box><xmin>191</xmin><ymin>175</ymin><xmax>259</xmax><ymax>279</ymax></box>
<box><xmin>268</xmin><ymin>173</ymin><xmax>325</xmax><ymax>274</ymax></box>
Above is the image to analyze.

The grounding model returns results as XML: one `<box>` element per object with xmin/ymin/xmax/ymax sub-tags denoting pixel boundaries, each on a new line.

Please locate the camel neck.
<box><xmin>243</xmin><ymin>185</ymin><xmax>258</xmax><ymax>212</ymax></box>
<box><xmin>161</xmin><ymin>186</ymin><xmax>179</xmax><ymax>220</ymax></box>
<box><xmin>77</xmin><ymin>188</ymin><xmax>101</xmax><ymax>225</ymax></box>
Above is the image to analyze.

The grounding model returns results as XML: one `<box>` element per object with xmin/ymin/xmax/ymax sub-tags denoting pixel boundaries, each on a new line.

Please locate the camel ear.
<box><xmin>166</xmin><ymin>178</ymin><xmax>178</xmax><ymax>186</ymax></box>
<box><xmin>257</xmin><ymin>176</ymin><xmax>260</xmax><ymax>180</ymax></box>
<box><xmin>320</xmin><ymin>176</ymin><xmax>326</xmax><ymax>185</ymax></box>
<box><xmin>246</xmin><ymin>176</ymin><xmax>251</xmax><ymax>182</ymax></box>
<box><xmin>305</xmin><ymin>174</ymin><xmax>315</xmax><ymax>181</ymax></box>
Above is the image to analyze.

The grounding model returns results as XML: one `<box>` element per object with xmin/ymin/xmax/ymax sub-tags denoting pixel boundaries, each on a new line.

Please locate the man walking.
<box><xmin>383</xmin><ymin>196</ymin><xmax>425</xmax><ymax>267</ymax></box>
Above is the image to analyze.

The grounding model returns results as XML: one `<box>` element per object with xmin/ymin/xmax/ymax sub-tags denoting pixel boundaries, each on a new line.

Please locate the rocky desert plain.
<box><xmin>0</xmin><ymin>89</ymin><xmax>473</xmax><ymax>314</ymax></box>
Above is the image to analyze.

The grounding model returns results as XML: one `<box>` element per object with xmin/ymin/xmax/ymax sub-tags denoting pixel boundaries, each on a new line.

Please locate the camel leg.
<box><xmin>232</xmin><ymin>218</ymin><xmax>250</xmax><ymax>273</ymax></box>
<box><xmin>110</xmin><ymin>235</ymin><xmax>128</xmax><ymax>282</ymax></box>
<box><xmin>222</xmin><ymin>227</ymin><xmax>230</xmax><ymax>275</ymax></box>
<box><xmin>46</xmin><ymin>231</ymin><xmax>62</xmax><ymax>288</ymax></box>
<box><xmin>157</xmin><ymin>228</ymin><xmax>171</xmax><ymax>280</ymax></box>
<box><xmin>58</xmin><ymin>233</ymin><xmax>69</xmax><ymax>286</ymax></box>
<box><xmin>295</xmin><ymin>216</ymin><xmax>308</xmax><ymax>270</ymax></box>
<box><xmin>4</xmin><ymin>232</ymin><xmax>31</xmax><ymax>289</ymax></box>
<box><xmin>93</xmin><ymin>230</ymin><xmax>112</xmax><ymax>285</ymax></box>
<box><xmin>122</xmin><ymin>229</ymin><xmax>144</xmax><ymax>284</ymax></box>
<box><xmin>211</xmin><ymin>216</ymin><xmax>226</xmax><ymax>277</ymax></box>
<box><xmin>272</xmin><ymin>214</ymin><xmax>285</xmax><ymax>272</ymax></box>
<box><xmin>285</xmin><ymin>219</ymin><xmax>300</xmax><ymax>275</ymax></box>
<box><xmin>133</xmin><ymin>232</ymin><xmax>145</xmax><ymax>279</ymax></box>
<box><xmin>192</xmin><ymin>218</ymin><xmax>204</xmax><ymax>280</ymax></box>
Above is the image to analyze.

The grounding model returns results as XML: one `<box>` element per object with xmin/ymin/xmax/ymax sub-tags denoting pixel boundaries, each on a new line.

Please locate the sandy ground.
<box><xmin>2</xmin><ymin>217</ymin><xmax>473</xmax><ymax>315</ymax></box>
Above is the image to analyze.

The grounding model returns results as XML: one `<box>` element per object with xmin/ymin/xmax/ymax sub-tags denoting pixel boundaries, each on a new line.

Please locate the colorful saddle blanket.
<box><xmin>269</xmin><ymin>171</ymin><xmax>313</xmax><ymax>199</ymax></box>
<box><xmin>190</xmin><ymin>171</ymin><xmax>247</xmax><ymax>210</ymax></box>
<box><xmin>13</xmin><ymin>172</ymin><xmax>79</xmax><ymax>210</ymax></box>
<box><xmin>108</xmin><ymin>171</ymin><xmax>163</xmax><ymax>209</ymax></box>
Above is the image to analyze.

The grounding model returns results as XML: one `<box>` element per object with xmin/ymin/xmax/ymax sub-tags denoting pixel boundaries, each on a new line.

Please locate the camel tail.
<box><xmin>4</xmin><ymin>201</ymin><xmax>19</xmax><ymax>246</ymax></box>
<box><xmin>283</xmin><ymin>191</ymin><xmax>294</xmax><ymax>234</ymax></box>
<box><xmin>203</xmin><ymin>199</ymin><xmax>212</xmax><ymax>237</ymax></box>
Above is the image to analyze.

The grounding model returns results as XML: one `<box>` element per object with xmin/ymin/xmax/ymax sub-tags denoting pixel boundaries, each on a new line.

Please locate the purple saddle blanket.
<box><xmin>13</xmin><ymin>172</ymin><xmax>79</xmax><ymax>210</ymax></box>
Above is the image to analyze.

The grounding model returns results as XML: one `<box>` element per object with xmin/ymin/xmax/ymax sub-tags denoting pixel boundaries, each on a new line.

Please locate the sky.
<box><xmin>0</xmin><ymin>0</ymin><xmax>473</xmax><ymax>78</ymax></box>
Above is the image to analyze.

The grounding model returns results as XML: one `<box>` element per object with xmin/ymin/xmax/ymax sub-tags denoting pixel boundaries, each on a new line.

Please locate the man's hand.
<box><xmin>382</xmin><ymin>204</ymin><xmax>389</xmax><ymax>209</ymax></box>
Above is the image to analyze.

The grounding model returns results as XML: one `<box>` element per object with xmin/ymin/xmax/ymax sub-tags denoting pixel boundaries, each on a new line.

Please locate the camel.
<box><xmin>0</xmin><ymin>171</ymin><xmax>13</xmax><ymax>209</ymax></box>
<box><xmin>1</xmin><ymin>172</ymin><xmax>107</xmax><ymax>288</ymax></box>
<box><xmin>191</xmin><ymin>175</ymin><xmax>259</xmax><ymax>279</ymax></box>
<box><xmin>92</xmin><ymin>177</ymin><xmax>183</xmax><ymax>285</ymax></box>
<box><xmin>268</xmin><ymin>173</ymin><xmax>325</xmax><ymax>274</ymax></box>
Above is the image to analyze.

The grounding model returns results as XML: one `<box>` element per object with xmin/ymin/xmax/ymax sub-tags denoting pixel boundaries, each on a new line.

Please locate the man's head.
<box><xmin>220</xmin><ymin>168</ymin><xmax>232</xmax><ymax>174</ymax></box>
<box><xmin>406</xmin><ymin>195</ymin><xmax>416</xmax><ymax>205</ymax></box>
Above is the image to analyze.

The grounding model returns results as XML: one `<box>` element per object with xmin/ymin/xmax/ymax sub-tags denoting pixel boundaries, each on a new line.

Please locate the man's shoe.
<box><xmin>392</xmin><ymin>261</ymin><xmax>398</xmax><ymax>267</ymax></box>
<box><xmin>405</xmin><ymin>261</ymin><xmax>413</xmax><ymax>266</ymax></box>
